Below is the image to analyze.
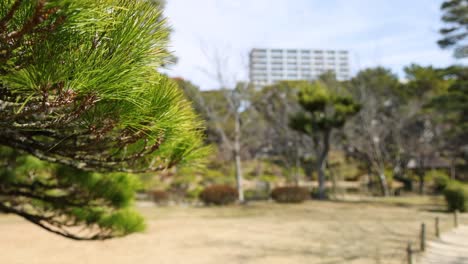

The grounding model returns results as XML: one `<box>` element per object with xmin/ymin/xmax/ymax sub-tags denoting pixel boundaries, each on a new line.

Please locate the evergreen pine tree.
<box><xmin>290</xmin><ymin>79</ymin><xmax>360</xmax><ymax>199</ymax></box>
<box><xmin>0</xmin><ymin>0</ymin><xmax>204</xmax><ymax>239</ymax></box>
<box><xmin>438</xmin><ymin>0</ymin><xmax>468</xmax><ymax>58</ymax></box>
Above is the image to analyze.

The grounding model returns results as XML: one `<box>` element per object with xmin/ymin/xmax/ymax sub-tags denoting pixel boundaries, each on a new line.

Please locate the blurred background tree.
<box><xmin>438</xmin><ymin>0</ymin><xmax>468</xmax><ymax>58</ymax></box>
<box><xmin>344</xmin><ymin>67</ymin><xmax>402</xmax><ymax>196</ymax></box>
<box><xmin>429</xmin><ymin>66</ymin><xmax>468</xmax><ymax>175</ymax></box>
<box><xmin>290</xmin><ymin>76</ymin><xmax>360</xmax><ymax>199</ymax></box>
<box><xmin>252</xmin><ymin>81</ymin><xmax>312</xmax><ymax>185</ymax></box>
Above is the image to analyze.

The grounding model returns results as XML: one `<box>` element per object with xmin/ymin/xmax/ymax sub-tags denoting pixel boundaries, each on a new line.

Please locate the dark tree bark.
<box><xmin>315</xmin><ymin>130</ymin><xmax>330</xmax><ymax>200</ymax></box>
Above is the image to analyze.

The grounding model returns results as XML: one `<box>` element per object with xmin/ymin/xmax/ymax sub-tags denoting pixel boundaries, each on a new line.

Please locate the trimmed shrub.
<box><xmin>149</xmin><ymin>190</ymin><xmax>169</xmax><ymax>204</ymax></box>
<box><xmin>199</xmin><ymin>185</ymin><xmax>238</xmax><ymax>205</ymax></box>
<box><xmin>443</xmin><ymin>183</ymin><xmax>467</xmax><ymax>212</ymax></box>
<box><xmin>311</xmin><ymin>188</ymin><xmax>330</xmax><ymax>199</ymax></box>
<box><xmin>271</xmin><ymin>186</ymin><xmax>309</xmax><ymax>203</ymax></box>
<box><xmin>430</xmin><ymin>171</ymin><xmax>451</xmax><ymax>193</ymax></box>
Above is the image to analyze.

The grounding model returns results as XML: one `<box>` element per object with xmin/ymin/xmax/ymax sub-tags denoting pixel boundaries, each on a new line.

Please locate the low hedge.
<box><xmin>199</xmin><ymin>185</ymin><xmax>238</xmax><ymax>205</ymax></box>
<box><xmin>443</xmin><ymin>183</ymin><xmax>467</xmax><ymax>212</ymax></box>
<box><xmin>430</xmin><ymin>171</ymin><xmax>451</xmax><ymax>193</ymax></box>
<box><xmin>271</xmin><ymin>186</ymin><xmax>309</xmax><ymax>203</ymax></box>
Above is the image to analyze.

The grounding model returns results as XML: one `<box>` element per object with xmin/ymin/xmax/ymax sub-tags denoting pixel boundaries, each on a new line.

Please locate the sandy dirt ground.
<box><xmin>420</xmin><ymin>226</ymin><xmax>468</xmax><ymax>264</ymax></box>
<box><xmin>0</xmin><ymin>199</ymin><xmax>465</xmax><ymax>264</ymax></box>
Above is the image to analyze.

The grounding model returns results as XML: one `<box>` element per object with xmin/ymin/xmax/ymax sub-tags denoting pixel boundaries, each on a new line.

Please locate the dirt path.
<box><xmin>420</xmin><ymin>225</ymin><xmax>468</xmax><ymax>264</ymax></box>
<box><xmin>0</xmin><ymin>200</ymin><xmax>463</xmax><ymax>264</ymax></box>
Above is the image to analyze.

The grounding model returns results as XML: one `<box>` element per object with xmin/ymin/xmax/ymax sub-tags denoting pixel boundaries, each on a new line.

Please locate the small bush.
<box><xmin>311</xmin><ymin>188</ymin><xmax>330</xmax><ymax>199</ymax></box>
<box><xmin>430</xmin><ymin>171</ymin><xmax>451</xmax><ymax>193</ymax></box>
<box><xmin>186</xmin><ymin>186</ymin><xmax>204</xmax><ymax>200</ymax></box>
<box><xmin>271</xmin><ymin>186</ymin><xmax>309</xmax><ymax>203</ymax></box>
<box><xmin>443</xmin><ymin>183</ymin><xmax>467</xmax><ymax>212</ymax></box>
<box><xmin>245</xmin><ymin>189</ymin><xmax>270</xmax><ymax>201</ymax></box>
<box><xmin>199</xmin><ymin>185</ymin><xmax>238</xmax><ymax>205</ymax></box>
<box><xmin>149</xmin><ymin>190</ymin><xmax>169</xmax><ymax>204</ymax></box>
<box><xmin>259</xmin><ymin>174</ymin><xmax>277</xmax><ymax>183</ymax></box>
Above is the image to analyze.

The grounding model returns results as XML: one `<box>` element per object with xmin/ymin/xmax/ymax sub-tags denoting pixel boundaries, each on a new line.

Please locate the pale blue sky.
<box><xmin>164</xmin><ymin>0</ymin><xmax>463</xmax><ymax>90</ymax></box>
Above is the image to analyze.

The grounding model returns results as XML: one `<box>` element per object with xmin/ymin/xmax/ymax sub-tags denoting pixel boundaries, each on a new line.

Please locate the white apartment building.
<box><xmin>249</xmin><ymin>48</ymin><xmax>350</xmax><ymax>88</ymax></box>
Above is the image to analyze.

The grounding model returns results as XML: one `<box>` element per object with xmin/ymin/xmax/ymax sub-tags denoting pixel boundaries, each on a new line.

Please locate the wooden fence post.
<box><xmin>420</xmin><ymin>222</ymin><xmax>426</xmax><ymax>251</ymax></box>
<box><xmin>435</xmin><ymin>217</ymin><xmax>440</xmax><ymax>238</ymax></box>
<box><xmin>407</xmin><ymin>242</ymin><xmax>413</xmax><ymax>264</ymax></box>
<box><xmin>454</xmin><ymin>210</ymin><xmax>459</xmax><ymax>228</ymax></box>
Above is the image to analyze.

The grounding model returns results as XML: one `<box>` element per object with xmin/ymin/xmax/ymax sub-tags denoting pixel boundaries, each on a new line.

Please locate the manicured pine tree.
<box><xmin>290</xmin><ymin>79</ymin><xmax>360</xmax><ymax>200</ymax></box>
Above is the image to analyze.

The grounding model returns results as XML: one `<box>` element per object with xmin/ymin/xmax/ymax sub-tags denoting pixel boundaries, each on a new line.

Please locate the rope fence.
<box><xmin>406</xmin><ymin>210</ymin><xmax>461</xmax><ymax>264</ymax></box>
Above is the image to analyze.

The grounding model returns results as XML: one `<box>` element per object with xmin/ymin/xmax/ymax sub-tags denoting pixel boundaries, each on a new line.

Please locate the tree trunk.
<box><xmin>417</xmin><ymin>158</ymin><xmax>425</xmax><ymax>195</ymax></box>
<box><xmin>294</xmin><ymin>139</ymin><xmax>301</xmax><ymax>186</ymax></box>
<box><xmin>316</xmin><ymin>131</ymin><xmax>330</xmax><ymax>200</ymax></box>
<box><xmin>327</xmin><ymin>160</ymin><xmax>338</xmax><ymax>199</ymax></box>
<box><xmin>418</xmin><ymin>174</ymin><xmax>425</xmax><ymax>195</ymax></box>
<box><xmin>450</xmin><ymin>156</ymin><xmax>456</xmax><ymax>180</ymax></box>
<box><xmin>417</xmin><ymin>168</ymin><xmax>425</xmax><ymax>195</ymax></box>
<box><xmin>378</xmin><ymin>170</ymin><xmax>390</xmax><ymax>197</ymax></box>
<box><xmin>317</xmin><ymin>161</ymin><xmax>326</xmax><ymax>199</ymax></box>
<box><xmin>234</xmin><ymin>112</ymin><xmax>244</xmax><ymax>203</ymax></box>
<box><xmin>366</xmin><ymin>164</ymin><xmax>373</xmax><ymax>193</ymax></box>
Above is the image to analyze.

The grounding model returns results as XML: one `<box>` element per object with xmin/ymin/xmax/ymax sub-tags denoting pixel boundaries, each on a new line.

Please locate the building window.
<box><xmin>253</xmin><ymin>55</ymin><xmax>267</xmax><ymax>59</ymax></box>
